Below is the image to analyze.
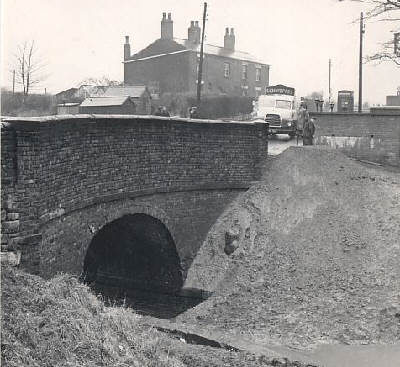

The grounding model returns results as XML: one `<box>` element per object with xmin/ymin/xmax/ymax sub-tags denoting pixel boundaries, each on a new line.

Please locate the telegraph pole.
<box><xmin>12</xmin><ymin>70</ymin><xmax>15</xmax><ymax>95</ymax></box>
<box><xmin>358</xmin><ymin>12</ymin><xmax>365</xmax><ymax>113</ymax></box>
<box><xmin>328</xmin><ymin>59</ymin><xmax>332</xmax><ymax>104</ymax></box>
<box><xmin>196</xmin><ymin>2</ymin><xmax>207</xmax><ymax>107</ymax></box>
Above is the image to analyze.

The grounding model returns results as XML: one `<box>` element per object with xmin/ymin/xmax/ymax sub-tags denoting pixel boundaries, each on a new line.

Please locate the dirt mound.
<box><xmin>181</xmin><ymin>147</ymin><xmax>400</xmax><ymax>348</ymax></box>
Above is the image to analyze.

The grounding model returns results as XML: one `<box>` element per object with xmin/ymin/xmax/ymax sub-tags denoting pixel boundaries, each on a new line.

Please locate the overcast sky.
<box><xmin>1</xmin><ymin>0</ymin><xmax>399</xmax><ymax>104</ymax></box>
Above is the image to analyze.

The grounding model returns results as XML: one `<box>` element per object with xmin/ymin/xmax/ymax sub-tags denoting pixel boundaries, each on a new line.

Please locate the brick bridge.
<box><xmin>1</xmin><ymin>115</ymin><xmax>268</xmax><ymax>293</ymax></box>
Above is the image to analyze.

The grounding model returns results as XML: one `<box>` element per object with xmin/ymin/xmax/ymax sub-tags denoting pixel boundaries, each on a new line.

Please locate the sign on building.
<box><xmin>265</xmin><ymin>84</ymin><xmax>295</xmax><ymax>96</ymax></box>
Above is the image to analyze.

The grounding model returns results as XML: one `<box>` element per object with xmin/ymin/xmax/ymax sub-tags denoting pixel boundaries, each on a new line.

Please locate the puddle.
<box><xmin>304</xmin><ymin>344</ymin><xmax>400</xmax><ymax>367</ymax></box>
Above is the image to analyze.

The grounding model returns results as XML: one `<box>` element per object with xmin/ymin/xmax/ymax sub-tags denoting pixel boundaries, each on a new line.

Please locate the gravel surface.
<box><xmin>182</xmin><ymin>147</ymin><xmax>400</xmax><ymax>349</ymax></box>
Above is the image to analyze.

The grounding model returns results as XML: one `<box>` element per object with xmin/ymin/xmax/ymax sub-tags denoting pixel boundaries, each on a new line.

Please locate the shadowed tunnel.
<box><xmin>82</xmin><ymin>214</ymin><xmax>183</xmax><ymax>294</ymax></box>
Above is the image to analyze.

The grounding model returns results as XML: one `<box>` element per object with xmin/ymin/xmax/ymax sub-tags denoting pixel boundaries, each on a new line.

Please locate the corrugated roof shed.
<box><xmin>103</xmin><ymin>86</ymin><xmax>147</xmax><ymax>98</ymax></box>
<box><xmin>80</xmin><ymin>96</ymin><xmax>132</xmax><ymax>107</ymax></box>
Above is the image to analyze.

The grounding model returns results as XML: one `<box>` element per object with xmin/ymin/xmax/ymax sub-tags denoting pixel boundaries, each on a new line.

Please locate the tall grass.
<box><xmin>1</xmin><ymin>89</ymin><xmax>56</xmax><ymax>117</ymax></box>
<box><xmin>1</xmin><ymin>266</ymin><xmax>183</xmax><ymax>367</ymax></box>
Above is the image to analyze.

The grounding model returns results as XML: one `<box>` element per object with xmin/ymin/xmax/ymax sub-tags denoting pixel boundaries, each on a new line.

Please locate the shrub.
<box><xmin>158</xmin><ymin>92</ymin><xmax>254</xmax><ymax>119</ymax></box>
<box><xmin>1</xmin><ymin>89</ymin><xmax>57</xmax><ymax>117</ymax></box>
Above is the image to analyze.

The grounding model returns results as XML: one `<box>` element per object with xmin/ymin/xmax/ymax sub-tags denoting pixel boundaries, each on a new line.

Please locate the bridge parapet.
<box><xmin>1</xmin><ymin>115</ymin><xmax>268</xmax><ymax>277</ymax></box>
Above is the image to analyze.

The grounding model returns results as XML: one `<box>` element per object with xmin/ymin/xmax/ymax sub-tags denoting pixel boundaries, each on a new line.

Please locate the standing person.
<box><xmin>297</xmin><ymin>101</ymin><xmax>309</xmax><ymax>144</ymax></box>
<box><xmin>303</xmin><ymin>117</ymin><xmax>316</xmax><ymax>146</ymax></box>
<box><xmin>189</xmin><ymin>106</ymin><xmax>199</xmax><ymax>118</ymax></box>
<box><xmin>155</xmin><ymin>106</ymin><xmax>170</xmax><ymax>117</ymax></box>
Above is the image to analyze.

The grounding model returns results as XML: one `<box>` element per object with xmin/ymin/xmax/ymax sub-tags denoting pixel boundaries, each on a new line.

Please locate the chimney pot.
<box><xmin>224</xmin><ymin>27</ymin><xmax>235</xmax><ymax>51</ymax></box>
<box><xmin>191</xmin><ymin>20</ymin><xmax>195</xmax><ymax>27</ymax></box>
<box><xmin>124</xmin><ymin>35</ymin><xmax>131</xmax><ymax>60</ymax></box>
<box><xmin>195</xmin><ymin>20</ymin><xmax>199</xmax><ymax>27</ymax></box>
<box><xmin>162</xmin><ymin>12</ymin><xmax>166</xmax><ymax>19</ymax></box>
<box><xmin>161</xmin><ymin>12</ymin><xmax>173</xmax><ymax>39</ymax></box>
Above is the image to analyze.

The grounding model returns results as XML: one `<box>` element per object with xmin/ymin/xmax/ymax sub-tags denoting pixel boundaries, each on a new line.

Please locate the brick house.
<box><xmin>123</xmin><ymin>13</ymin><xmax>270</xmax><ymax>98</ymax></box>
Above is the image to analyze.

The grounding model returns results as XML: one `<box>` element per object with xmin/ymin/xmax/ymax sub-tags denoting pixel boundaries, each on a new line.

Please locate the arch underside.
<box><xmin>83</xmin><ymin>213</ymin><xmax>183</xmax><ymax>294</ymax></box>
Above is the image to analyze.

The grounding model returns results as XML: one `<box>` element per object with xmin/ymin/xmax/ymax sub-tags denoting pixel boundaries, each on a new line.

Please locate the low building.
<box><xmin>57</xmin><ymin>102</ymin><xmax>80</xmax><ymax>115</ymax></box>
<box><xmin>79</xmin><ymin>96</ymin><xmax>137</xmax><ymax>114</ymax></box>
<box><xmin>103</xmin><ymin>86</ymin><xmax>152</xmax><ymax>114</ymax></box>
<box><xmin>55</xmin><ymin>85</ymin><xmax>108</xmax><ymax>104</ymax></box>
<box><xmin>386</xmin><ymin>94</ymin><xmax>400</xmax><ymax>106</ymax></box>
<box><xmin>55</xmin><ymin>88</ymin><xmax>79</xmax><ymax>104</ymax></box>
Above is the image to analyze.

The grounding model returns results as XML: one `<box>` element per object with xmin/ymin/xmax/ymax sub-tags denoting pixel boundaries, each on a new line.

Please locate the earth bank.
<box><xmin>181</xmin><ymin>147</ymin><xmax>400</xmax><ymax>349</ymax></box>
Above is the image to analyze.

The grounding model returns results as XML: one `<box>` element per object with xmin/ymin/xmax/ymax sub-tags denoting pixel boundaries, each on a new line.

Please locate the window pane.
<box><xmin>276</xmin><ymin>100</ymin><xmax>292</xmax><ymax>109</ymax></box>
<box><xmin>224</xmin><ymin>62</ymin><xmax>230</xmax><ymax>77</ymax></box>
<box><xmin>256</xmin><ymin>68</ymin><xmax>261</xmax><ymax>81</ymax></box>
<box><xmin>242</xmin><ymin>65</ymin><xmax>247</xmax><ymax>80</ymax></box>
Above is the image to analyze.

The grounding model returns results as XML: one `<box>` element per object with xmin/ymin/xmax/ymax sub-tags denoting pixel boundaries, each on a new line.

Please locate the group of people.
<box><xmin>297</xmin><ymin>102</ymin><xmax>315</xmax><ymax>146</ymax></box>
<box><xmin>154</xmin><ymin>106</ymin><xmax>200</xmax><ymax>118</ymax></box>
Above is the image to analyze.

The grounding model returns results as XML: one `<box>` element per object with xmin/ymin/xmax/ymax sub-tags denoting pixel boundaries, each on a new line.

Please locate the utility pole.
<box><xmin>196</xmin><ymin>2</ymin><xmax>207</xmax><ymax>107</ymax></box>
<box><xmin>358</xmin><ymin>12</ymin><xmax>365</xmax><ymax>113</ymax></box>
<box><xmin>328</xmin><ymin>59</ymin><xmax>332</xmax><ymax>104</ymax></box>
<box><xmin>12</xmin><ymin>70</ymin><xmax>15</xmax><ymax>95</ymax></box>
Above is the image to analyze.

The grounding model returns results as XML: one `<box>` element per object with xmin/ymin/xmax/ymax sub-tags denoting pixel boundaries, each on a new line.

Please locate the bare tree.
<box><xmin>339</xmin><ymin>0</ymin><xmax>400</xmax><ymax>65</ymax></box>
<box><xmin>14</xmin><ymin>41</ymin><xmax>46</xmax><ymax>96</ymax></box>
<box><xmin>78</xmin><ymin>76</ymin><xmax>122</xmax><ymax>87</ymax></box>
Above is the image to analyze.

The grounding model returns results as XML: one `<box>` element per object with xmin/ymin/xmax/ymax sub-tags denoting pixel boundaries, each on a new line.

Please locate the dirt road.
<box><xmin>268</xmin><ymin>134</ymin><xmax>301</xmax><ymax>155</ymax></box>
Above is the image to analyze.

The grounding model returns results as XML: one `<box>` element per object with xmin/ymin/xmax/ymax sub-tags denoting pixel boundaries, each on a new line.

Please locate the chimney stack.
<box><xmin>224</xmin><ymin>27</ymin><xmax>235</xmax><ymax>51</ymax></box>
<box><xmin>124</xmin><ymin>35</ymin><xmax>131</xmax><ymax>60</ymax></box>
<box><xmin>188</xmin><ymin>20</ymin><xmax>201</xmax><ymax>44</ymax></box>
<box><xmin>161</xmin><ymin>12</ymin><xmax>173</xmax><ymax>40</ymax></box>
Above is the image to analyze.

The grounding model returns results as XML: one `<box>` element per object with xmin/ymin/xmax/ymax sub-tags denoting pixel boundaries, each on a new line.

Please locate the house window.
<box><xmin>242</xmin><ymin>64</ymin><xmax>248</xmax><ymax>80</ymax></box>
<box><xmin>256</xmin><ymin>67</ymin><xmax>261</xmax><ymax>82</ymax></box>
<box><xmin>224</xmin><ymin>62</ymin><xmax>230</xmax><ymax>78</ymax></box>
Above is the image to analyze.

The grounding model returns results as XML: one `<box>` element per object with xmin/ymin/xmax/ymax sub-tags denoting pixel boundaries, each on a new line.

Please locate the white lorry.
<box><xmin>252</xmin><ymin>85</ymin><xmax>298</xmax><ymax>138</ymax></box>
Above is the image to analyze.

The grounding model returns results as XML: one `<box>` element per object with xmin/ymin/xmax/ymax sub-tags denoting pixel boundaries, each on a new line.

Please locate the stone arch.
<box><xmin>82</xmin><ymin>212</ymin><xmax>183</xmax><ymax>293</ymax></box>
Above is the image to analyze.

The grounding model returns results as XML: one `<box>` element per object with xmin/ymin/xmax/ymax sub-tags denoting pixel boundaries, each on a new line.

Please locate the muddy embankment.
<box><xmin>180</xmin><ymin>147</ymin><xmax>400</xmax><ymax>350</ymax></box>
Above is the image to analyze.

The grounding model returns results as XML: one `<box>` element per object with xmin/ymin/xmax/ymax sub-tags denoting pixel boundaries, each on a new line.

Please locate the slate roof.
<box><xmin>80</xmin><ymin>96</ymin><xmax>132</xmax><ymax>107</ymax></box>
<box><xmin>103</xmin><ymin>86</ymin><xmax>147</xmax><ymax>98</ymax></box>
<box><xmin>124</xmin><ymin>38</ymin><xmax>268</xmax><ymax>65</ymax></box>
<box><xmin>174</xmin><ymin>38</ymin><xmax>267</xmax><ymax>65</ymax></box>
<box><xmin>128</xmin><ymin>38</ymin><xmax>186</xmax><ymax>61</ymax></box>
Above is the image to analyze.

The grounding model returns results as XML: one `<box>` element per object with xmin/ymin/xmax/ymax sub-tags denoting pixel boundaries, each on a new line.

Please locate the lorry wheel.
<box><xmin>288</xmin><ymin>133</ymin><xmax>295</xmax><ymax>139</ymax></box>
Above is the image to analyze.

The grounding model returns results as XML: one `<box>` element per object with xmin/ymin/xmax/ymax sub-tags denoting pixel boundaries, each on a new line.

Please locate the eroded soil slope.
<box><xmin>182</xmin><ymin>147</ymin><xmax>400</xmax><ymax>348</ymax></box>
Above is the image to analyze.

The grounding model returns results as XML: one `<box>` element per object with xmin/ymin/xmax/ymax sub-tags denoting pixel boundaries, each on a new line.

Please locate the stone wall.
<box><xmin>1</xmin><ymin>115</ymin><xmax>268</xmax><ymax>278</ymax></box>
<box><xmin>312</xmin><ymin>112</ymin><xmax>400</xmax><ymax>167</ymax></box>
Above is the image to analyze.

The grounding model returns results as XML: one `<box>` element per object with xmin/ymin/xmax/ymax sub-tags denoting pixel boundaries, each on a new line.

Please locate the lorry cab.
<box><xmin>252</xmin><ymin>85</ymin><xmax>298</xmax><ymax>138</ymax></box>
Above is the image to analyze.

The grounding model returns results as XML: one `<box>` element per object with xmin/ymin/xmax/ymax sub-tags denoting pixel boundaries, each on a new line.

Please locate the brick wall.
<box><xmin>312</xmin><ymin>112</ymin><xmax>400</xmax><ymax>167</ymax></box>
<box><xmin>1</xmin><ymin>116</ymin><xmax>268</xmax><ymax>277</ymax></box>
<box><xmin>124</xmin><ymin>52</ymin><xmax>192</xmax><ymax>94</ymax></box>
<box><xmin>124</xmin><ymin>50</ymin><xmax>269</xmax><ymax>98</ymax></box>
<box><xmin>202</xmin><ymin>54</ymin><xmax>269</xmax><ymax>97</ymax></box>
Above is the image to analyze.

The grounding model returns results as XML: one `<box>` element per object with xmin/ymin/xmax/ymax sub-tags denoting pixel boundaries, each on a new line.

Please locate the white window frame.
<box><xmin>242</xmin><ymin>64</ymin><xmax>248</xmax><ymax>80</ymax></box>
<box><xmin>224</xmin><ymin>62</ymin><xmax>230</xmax><ymax>78</ymax></box>
<box><xmin>256</xmin><ymin>67</ymin><xmax>261</xmax><ymax>82</ymax></box>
